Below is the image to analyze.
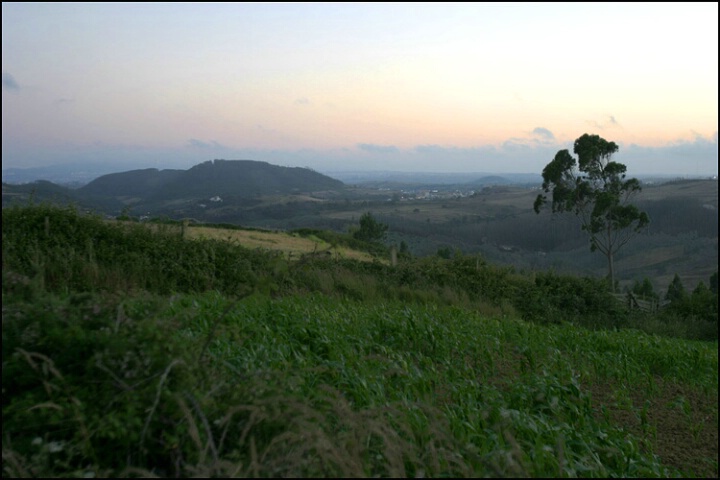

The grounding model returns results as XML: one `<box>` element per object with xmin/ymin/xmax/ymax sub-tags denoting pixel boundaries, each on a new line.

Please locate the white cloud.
<box><xmin>531</xmin><ymin>127</ymin><xmax>555</xmax><ymax>142</ymax></box>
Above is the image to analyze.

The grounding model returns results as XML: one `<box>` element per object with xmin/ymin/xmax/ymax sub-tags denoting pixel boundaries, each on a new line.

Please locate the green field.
<box><xmin>3</xmin><ymin>204</ymin><xmax>717</xmax><ymax>477</ymax></box>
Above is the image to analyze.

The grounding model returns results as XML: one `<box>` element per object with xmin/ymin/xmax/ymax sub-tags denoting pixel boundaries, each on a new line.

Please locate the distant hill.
<box><xmin>79</xmin><ymin>168</ymin><xmax>184</xmax><ymax>197</ymax></box>
<box><xmin>79</xmin><ymin>159</ymin><xmax>345</xmax><ymax>201</ymax></box>
<box><xmin>3</xmin><ymin>160</ymin><xmax>347</xmax><ymax>211</ymax></box>
<box><xmin>467</xmin><ymin>175</ymin><xmax>512</xmax><ymax>186</ymax></box>
<box><xmin>1</xmin><ymin>180</ymin><xmax>78</xmax><ymax>206</ymax></box>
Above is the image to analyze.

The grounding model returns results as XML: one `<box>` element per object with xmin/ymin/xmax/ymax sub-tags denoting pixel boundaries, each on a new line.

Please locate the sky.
<box><xmin>2</xmin><ymin>2</ymin><xmax>718</xmax><ymax>176</ymax></box>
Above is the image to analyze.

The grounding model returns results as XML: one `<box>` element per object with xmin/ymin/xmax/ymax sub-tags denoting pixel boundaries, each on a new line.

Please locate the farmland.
<box><xmin>185</xmin><ymin>225</ymin><xmax>379</xmax><ymax>263</ymax></box>
<box><xmin>2</xmin><ymin>204</ymin><xmax>718</xmax><ymax>477</ymax></box>
<box><xmin>3</xmin><ymin>176</ymin><xmax>717</xmax><ymax>295</ymax></box>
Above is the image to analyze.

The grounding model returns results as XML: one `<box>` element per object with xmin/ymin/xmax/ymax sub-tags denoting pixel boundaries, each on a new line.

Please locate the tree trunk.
<box><xmin>607</xmin><ymin>251</ymin><xmax>615</xmax><ymax>292</ymax></box>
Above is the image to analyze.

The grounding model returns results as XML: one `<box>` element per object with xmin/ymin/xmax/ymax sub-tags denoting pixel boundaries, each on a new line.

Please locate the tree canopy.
<box><xmin>353</xmin><ymin>212</ymin><xmax>388</xmax><ymax>243</ymax></box>
<box><xmin>534</xmin><ymin>133</ymin><xmax>650</xmax><ymax>291</ymax></box>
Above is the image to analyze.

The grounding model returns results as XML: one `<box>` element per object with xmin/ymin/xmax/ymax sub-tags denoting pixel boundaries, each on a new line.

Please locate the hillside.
<box><xmin>2</xmin><ymin>159</ymin><xmax>348</xmax><ymax>216</ymax></box>
<box><xmin>2</xmin><ymin>204</ymin><xmax>717</xmax><ymax>477</ymax></box>
<box><xmin>78</xmin><ymin>167</ymin><xmax>184</xmax><ymax>197</ymax></box>
<box><xmin>3</xmin><ymin>168</ymin><xmax>716</xmax><ymax>295</ymax></box>
<box><xmin>79</xmin><ymin>159</ymin><xmax>345</xmax><ymax>202</ymax></box>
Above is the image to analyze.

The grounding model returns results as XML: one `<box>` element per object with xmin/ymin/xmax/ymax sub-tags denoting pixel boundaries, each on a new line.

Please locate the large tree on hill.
<box><xmin>533</xmin><ymin>133</ymin><xmax>650</xmax><ymax>291</ymax></box>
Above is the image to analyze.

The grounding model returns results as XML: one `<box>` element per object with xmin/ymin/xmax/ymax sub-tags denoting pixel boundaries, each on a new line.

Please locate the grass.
<box><xmin>2</xmin><ymin>204</ymin><xmax>718</xmax><ymax>477</ymax></box>
<box><xmin>3</xmin><ymin>291</ymin><xmax>717</xmax><ymax>477</ymax></box>
<box><xmin>186</xmin><ymin>225</ymin><xmax>380</xmax><ymax>262</ymax></box>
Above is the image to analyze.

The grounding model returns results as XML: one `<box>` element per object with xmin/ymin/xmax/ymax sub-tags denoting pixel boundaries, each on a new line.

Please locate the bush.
<box><xmin>2</xmin><ymin>291</ymin><xmax>197</xmax><ymax>476</ymax></box>
<box><xmin>515</xmin><ymin>272</ymin><xmax>621</xmax><ymax>325</ymax></box>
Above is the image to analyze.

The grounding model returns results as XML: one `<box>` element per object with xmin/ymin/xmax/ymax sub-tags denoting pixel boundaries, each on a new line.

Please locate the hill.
<box><xmin>2</xmin><ymin>159</ymin><xmax>348</xmax><ymax>214</ymax></box>
<box><xmin>78</xmin><ymin>167</ymin><xmax>184</xmax><ymax>197</ymax></box>
<box><xmin>79</xmin><ymin>159</ymin><xmax>345</xmax><ymax>202</ymax></box>
<box><xmin>1</xmin><ymin>180</ymin><xmax>77</xmax><ymax>204</ymax></box>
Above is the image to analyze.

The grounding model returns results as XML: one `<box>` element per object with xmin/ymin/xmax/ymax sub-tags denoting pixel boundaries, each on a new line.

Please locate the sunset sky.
<box><xmin>2</xmin><ymin>2</ymin><xmax>718</xmax><ymax>176</ymax></box>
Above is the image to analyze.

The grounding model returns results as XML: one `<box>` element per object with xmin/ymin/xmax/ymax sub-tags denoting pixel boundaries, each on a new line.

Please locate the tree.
<box><xmin>398</xmin><ymin>240</ymin><xmax>412</xmax><ymax>260</ymax></box>
<box><xmin>533</xmin><ymin>133</ymin><xmax>650</xmax><ymax>291</ymax></box>
<box><xmin>631</xmin><ymin>277</ymin><xmax>658</xmax><ymax>301</ymax></box>
<box><xmin>665</xmin><ymin>273</ymin><xmax>687</xmax><ymax>304</ymax></box>
<box><xmin>353</xmin><ymin>212</ymin><xmax>388</xmax><ymax>243</ymax></box>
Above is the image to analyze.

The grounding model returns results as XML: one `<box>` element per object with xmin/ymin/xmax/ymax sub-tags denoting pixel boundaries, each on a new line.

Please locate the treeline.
<box><xmin>3</xmin><ymin>204</ymin><xmax>717</xmax><ymax>341</ymax></box>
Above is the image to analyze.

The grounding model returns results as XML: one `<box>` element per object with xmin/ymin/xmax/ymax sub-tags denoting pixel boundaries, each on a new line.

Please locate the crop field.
<box><xmin>3</xmin><ymin>204</ymin><xmax>717</xmax><ymax>477</ymax></box>
<box><xmin>4</xmin><ymin>290</ymin><xmax>717</xmax><ymax>477</ymax></box>
<box><xmin>178</xmin><ymin>294</ymin><xmax>717</xmax><ymax>478</ymax></box>
<box><xmin>186</xmin><ymin>225</ymin><xmax>378</xmax><ymax>262</ymax></box>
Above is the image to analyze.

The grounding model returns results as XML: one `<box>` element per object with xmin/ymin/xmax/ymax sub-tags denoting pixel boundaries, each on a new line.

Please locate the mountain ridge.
<box><xmin>78</xmin><ymin>159</ymin><xmax>345</xmax><ymax>201</ymax></box>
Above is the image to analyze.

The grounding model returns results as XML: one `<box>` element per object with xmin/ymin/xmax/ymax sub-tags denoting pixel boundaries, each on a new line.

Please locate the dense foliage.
<box><xmin>2</xmin><ymin>204</ymin><xmax>716</xmax><ymax>337</ymax></box>
<box><xmin>352</xmin><ymin>212</ymin><xmax>389</xmax><ymax>243</ymax></box>
<box><xmin>2</xmin><ymin>204</ymin><xmax>718</xmax><ymax>477</ymax></box>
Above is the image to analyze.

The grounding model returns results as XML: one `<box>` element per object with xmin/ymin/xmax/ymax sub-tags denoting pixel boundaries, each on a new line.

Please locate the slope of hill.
<box><xmin>78</xmin><ymin>168</ymin><xmax>184</xmax><ymax>197</ymax></box>
<box><xmin>78</xmin><ymin>159</ymin><xmax>345</xmax><ymax>202</ymax></box>
<box><xmin>3</xmin><ymin>203</ymin><xmax>717</xmax><ymax>477</ymax></box>
<box><xmin>1</xmin><ymin>180</ymin><xmax>78</xmax><ymax>207</ymax></box>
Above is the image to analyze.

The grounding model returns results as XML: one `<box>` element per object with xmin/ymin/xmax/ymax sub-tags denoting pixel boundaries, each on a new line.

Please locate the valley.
<box><xmin>2</xmin><ymin>161</ymin><xmax>717</xmax><ymax>295</ymax></box>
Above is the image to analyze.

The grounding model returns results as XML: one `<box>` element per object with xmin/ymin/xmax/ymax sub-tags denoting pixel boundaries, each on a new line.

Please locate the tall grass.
<box><xmin>3</xmin><ymin>204</ymin><xmax>718</xmax><ymax>476</ymax></box>
<box><xmin>4</xmin><ymin>291</ymin><xmax>716</xmax><ymax>477</ymax></box>
<box><xmin>4</xmin><ymin>204</ymin><xmax>716</xmax><ymax>340</ymax></box>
